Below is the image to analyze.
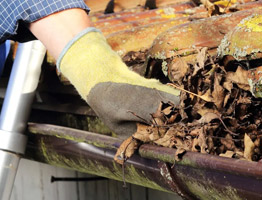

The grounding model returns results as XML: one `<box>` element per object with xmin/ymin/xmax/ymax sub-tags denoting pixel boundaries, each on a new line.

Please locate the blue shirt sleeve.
<box><xmin>0</xmin><ymin>0</ymin><xmax>90</xmax><ymax>43</ymax></box>
<box><xmin>0</xmin><ymin>40</ymin><xmax>10</xmax><ymax>76</ymax></box>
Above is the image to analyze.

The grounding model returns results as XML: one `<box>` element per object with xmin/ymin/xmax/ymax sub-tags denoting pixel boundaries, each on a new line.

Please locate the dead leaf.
<box><xmin>175</xmin><ymin>148</ymin><xmax>186</xmax><ymax>161</ymax></box>
<box><xmin>234</xmin><ymin>151</ymin><xmax>244</xmax><ymax>159</ymax></box>
<box><xmin>254</xmin><ymin>138</ymin><xmax>261</xmax><ymax>147</ymax></box>
<box><xmin>199</xmin><ymin>89</ymin><xmax>213</xmax><ymax>102</ymax></box>
<box><xmin>219</xmin><ymin>150</ymin><xmax>235</xmax><ymax>158</ymax></box>
<box><xmin>167</xmin><ymin>113</ymin><xmax>178</xmax><ymax>124</ymax></box>
<box><xmin>220</xmin><ymin>134</ymin><xmax>236</xmax><ymax>151</ymax></box>
<box><xmin>175</xmin><ymin>129</ymin><xmax>186</xmax><ymax>138</ymax></box>
<box><xmin>192</xmin><ymin>138</ymin><xmax>200</xmax><ymax>152</ymax></box>
<box><xmin>152</xmin><ymin>117</ymin><xmax>165</xmax><ymax>126</ymax></box>
<box><xmin>169</xmin><ymin>58</ymin><xmax>189</xmax><ymax>84</ymax></box>
<box><xmin>179</xmin><ymin>92</ymin><xmax>188</xmax><ymax>120</ymax></box>
<box><xmin>133</xmin><ymin>123</ymin><xmax>151</xmax><ymax>142</ymax></box>
<box><xmin>149</xmin><ymin>127</ymin><xmax>161</xmax><ymax>141</ymax></box>
<box><xmin>154</xmin><ymin>128</ymin><xmax>176</xmax><ymax>147</ymax></box>
<box><xmin>244</xmin><ymin>133</ymin><xmax>255</xmax><ymax>161</ymax></box>
<box><xmin>200</xmin><ymin>0</ymin><xmax>222</xmax><ymax>16</ymax></box>
<box><xmin>114</xmin><ymin>136</ymin><xmax>138</xmax><ymax>165</ymax></box>
<box><xmin>218</xmin><ymin>144</ymin><xmax>226</xmax><ymax>155</ymax></box>
<box><xmin>190</xmin><ymin>129</ymin><xmax>207</xmax><ymax>154</ymax></box>
<box><xmin>207</xmin><ymin>136</ymin><xmax>214</xmax><ymax>153</ymax></box>
<box><xmin>212</xmin><ymin>73</ymin><xmax>225</xmax><ymax>110</ymax></box>
<box><xmin>196</xmin><ymin>107</ymin><xmax>217</xmax><ymax>117</ymax></box>
<box><xmin>223</xmin><ymin>92</ymin><xmax>231</xmax><ymax>107</ymax></box>
<box><xmin>197</xmin><ymin>112</ymin><xmax>219</xmax><ymax>124</ymax></box>
<box><xmin>226</xmin><ymin>66</ymin><xmax>250</xmax><ymax>91</ymax></box>
<box><xmin>173</xmin><ymin>137</ymin><xmax>185</xmax><ymax>149</ymax></box>
<box><xmin>193</xmin><ymin>47</ymin><xmax>208</xmax><ymax>76</ymax></box>
<box><xmin>184</xmin><ymin>138</ymin><xmax>193</xmax><ymax>151</ymax></box>
<box><xmin>237</xmin><ymin>96</ymin><xmax>252</xmax><ymax>104</ymax></box>
<box><xmin>198</xmin><ymin>130</ymin><xmax>208</xmax><ymax>153</ymax></box>
<box><xmin>151</xmin><ymin>102</ymin><xmax>165</xmax><ymax>119</ymax></box>
<box><xmin>162</xmin><ymin>105</ymin><xmax>174</xmax><ymax>116</ymax></box>
<box><xmin>189</xmin><ymin>128</ymin><xmax>201</xmax><ymax>137</ymax></box>
<box><xmin>158</xmin><ymin>127</ymin><xmax>168</xmax><ymax>137</ymax></box>
<box><xmin>223</xmin><ymin>79</ymin><xmax>233</xmax><ymax>92</ymax></box>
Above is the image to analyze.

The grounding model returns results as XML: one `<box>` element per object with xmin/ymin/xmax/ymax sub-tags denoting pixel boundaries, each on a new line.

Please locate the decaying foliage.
<box><xmin>115</xmin><ymin>48</ymin><xmax>262</xmax><ymax>164</ymax></box>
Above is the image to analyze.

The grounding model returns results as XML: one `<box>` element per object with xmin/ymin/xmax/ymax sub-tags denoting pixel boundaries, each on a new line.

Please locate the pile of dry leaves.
<box><xmin>114</xmin><ymin>48</ymin><xmax>262</xmax><ymax>164</ymax></box>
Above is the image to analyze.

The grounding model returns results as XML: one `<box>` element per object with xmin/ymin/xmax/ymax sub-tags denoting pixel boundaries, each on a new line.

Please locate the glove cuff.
<box><xmin>56</xmin><ymin>27</ymin><xmax>101</xmax><ymax>72</ymax></box>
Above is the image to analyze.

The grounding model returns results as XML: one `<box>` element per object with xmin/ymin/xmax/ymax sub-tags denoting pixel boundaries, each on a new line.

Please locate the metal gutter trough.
<box><xmin>26</xmin><ymin>123</ymin><xmax>262</xmax><ymax>200</ymax></box>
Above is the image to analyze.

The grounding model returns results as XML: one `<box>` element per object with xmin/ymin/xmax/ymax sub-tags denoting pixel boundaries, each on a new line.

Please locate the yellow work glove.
<box><xmin>57</xmin><ymin>28</ymin><xmax>180</xmax><ymax>138</ymax></box>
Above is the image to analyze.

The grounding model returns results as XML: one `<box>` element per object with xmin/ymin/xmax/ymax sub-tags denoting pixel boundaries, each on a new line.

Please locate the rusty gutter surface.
<box><xmin>26</xmin><ymin>123</ymin><xmax>262</xmax><ymax>200</ymax></box>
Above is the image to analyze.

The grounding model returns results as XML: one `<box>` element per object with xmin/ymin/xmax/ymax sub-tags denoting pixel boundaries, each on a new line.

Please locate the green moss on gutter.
<box><xmin>86</xmin><ymin>117</ymin><xmax>112</xmax><ymax>135</ymax></box>
<box><xmin>139</xmin><ymin>148</ymin><xmax>175</xmax><ymax>163</ymax></box>
<box><xmin>184</xmin><ymin>180</ymin><xmax>242</xmax><ymax>200</ymax></box>
<box><xmin>39</xmin><ymin>138</ymin><xmax>168</xmax><ymax>192</ymax></box>
<box><xmin>32</xmin><ymin>129</ymin><xmax>114</xmax><ymax>150</ymax></box>
<box><xmin>176</xmin><ymin>157</ymin><xmax>198</xmax><ymax>168</ymax></box>
<box><xmin>52</xmin><ymin>133</ymin><xmax>86</xmax><ymax>143</ymax></box>
<box><xmin>29</xmin><ymin>121</ymin><xmax>116</xmax><ymax>150</ymax></box>
<box><xmin>140</xmin><ymin>148</ymin><xmax>198</xmax><ymax>168</ymax></box>
<box><xmin>177</xmin><ymin>171</ymin><xmax>243</xmax><ymax>200</ymax></box>
<box><xmin>86</xmin><ymin>141</ymin><xmax>113</xmax><ymax>149</ymax></box>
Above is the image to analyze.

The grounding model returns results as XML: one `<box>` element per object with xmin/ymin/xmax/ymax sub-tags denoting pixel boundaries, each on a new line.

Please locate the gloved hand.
<box><xmin>57</xmin><ymin>28</ymin><xmax>180</xmax><ymax>138</ymax></box>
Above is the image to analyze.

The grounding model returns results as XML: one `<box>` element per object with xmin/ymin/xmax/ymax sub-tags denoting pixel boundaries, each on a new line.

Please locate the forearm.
<box><xmin>29</xmin><ymin>8</ymin><xmax>92</xmax><ymax>60</ymax></box>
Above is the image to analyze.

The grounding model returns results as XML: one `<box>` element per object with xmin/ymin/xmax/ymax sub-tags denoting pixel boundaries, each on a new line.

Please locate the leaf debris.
<box><xmin>115</xmin><ymin>48</ymin><xmax>262</xmax><ymax>164</ymax></box>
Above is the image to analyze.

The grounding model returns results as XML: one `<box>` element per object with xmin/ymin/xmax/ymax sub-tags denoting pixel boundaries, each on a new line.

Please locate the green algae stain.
<box><xmin>40</xmin><ymin>138</ymin><xmax>65</xmax><ymax>166</ymax></box>
<box><xmin>53</xmin><ymin>133</ymin><xmax>86</xmax><ymax>143</ymax></box>
<box><xmin>176</xmin><ymin>157</ymin><xmax>198</xmax><ymax>168</ymax></box>
<box><xmin>184</xmin><ymin>180</ymin><xmax>242</xmax><ymax>200</ymax></box>
<box><xmin>86</xmin><ymin>117</ymin><xmax>112</xmax><ymax>136</ymax></box>
<box><xmin>140</xmin><ymin>148</ymin><xmax>198</xmax><ymax>169</ymax></box>
<box><xmin>177</xmin><ymin>171</ymin><xmax>243</xmax><ymax>200</ymax></box>
<box><xmin>39</xmin><ymin>138</ymin><xmax>167</xmax><ymax>192</ymax></box>
<box><xmin>139</xmin><ymin>148</ymin><xmax>174</xmax><ymax>164</ymax></box>
<box><xmin>111</xmin><ymin>161</ymin><xmax>169</xmax><ymax>192</ymax></box>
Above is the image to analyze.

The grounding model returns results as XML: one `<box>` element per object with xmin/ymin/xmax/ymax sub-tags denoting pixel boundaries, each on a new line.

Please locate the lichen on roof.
<box><xmin>237</xmin><ymin>14</ymin><xmax>262</xmax><ymax>32</ymax></box>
